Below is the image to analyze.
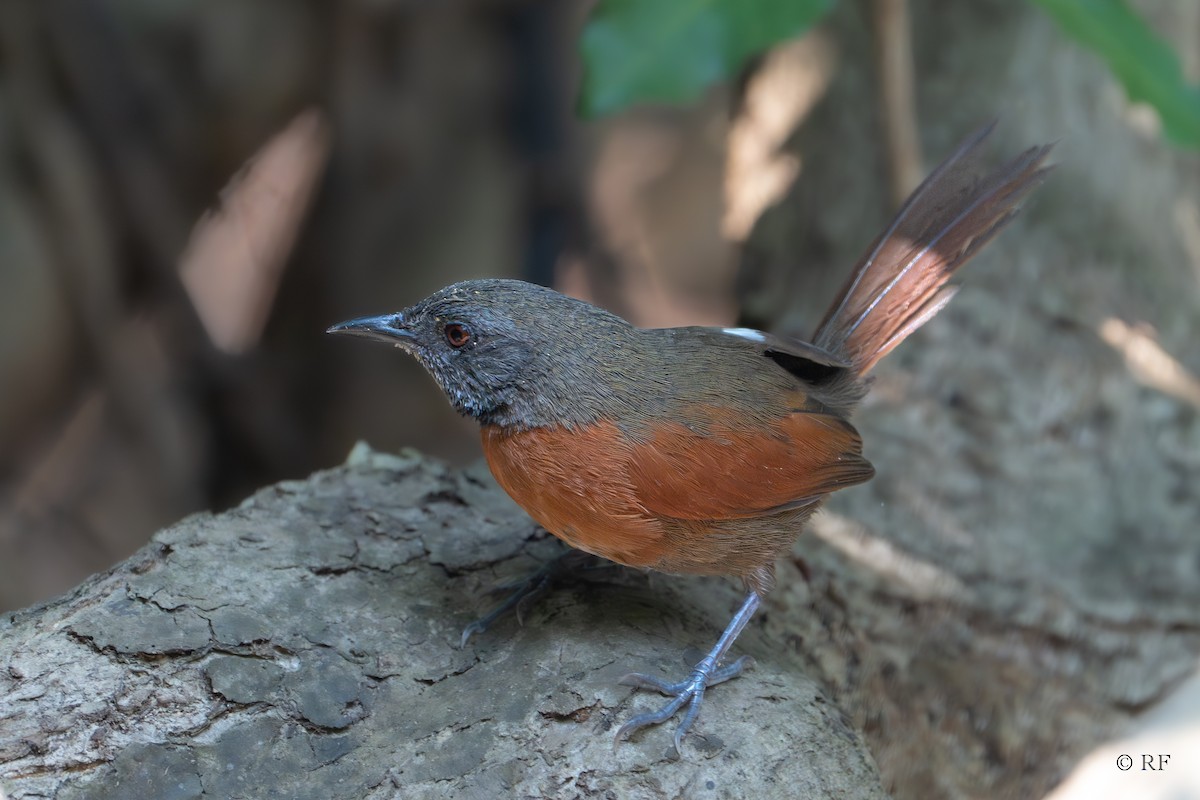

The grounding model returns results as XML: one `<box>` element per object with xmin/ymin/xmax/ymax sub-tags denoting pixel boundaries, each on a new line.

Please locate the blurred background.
<box><xmin>2</xmin><ymin>3</ymin><xmax>1200</xmax><ymax>798</ymax></box>
<box><xmin>0</xmin><ymin>0</ymin><xmax>1197</xmax><ymax>625</ymax></box>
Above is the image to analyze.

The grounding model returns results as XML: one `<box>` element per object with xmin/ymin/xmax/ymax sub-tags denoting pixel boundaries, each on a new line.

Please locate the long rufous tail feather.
<box><xmin>813</xmin><ymin>122</ymin><xmax>1054</xmax><ymax>375</ymax></box>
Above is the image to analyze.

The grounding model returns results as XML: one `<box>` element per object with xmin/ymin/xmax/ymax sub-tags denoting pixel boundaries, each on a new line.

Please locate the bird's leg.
<box><xmin>615</xmin><ymin>590</ymin><xmax>761</xmax><ymax>754</ymax></box>
<box><xmin>460</xmin><ymin>549</ymin><xmax>608</xmax><ymax>647</ymax></box>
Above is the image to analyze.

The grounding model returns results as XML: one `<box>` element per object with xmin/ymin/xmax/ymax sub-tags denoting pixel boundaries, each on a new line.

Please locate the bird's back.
<box><xmin>481</xmin><ymin>324</ymin><xmax>875</xmax><ymax>589</ymax></box>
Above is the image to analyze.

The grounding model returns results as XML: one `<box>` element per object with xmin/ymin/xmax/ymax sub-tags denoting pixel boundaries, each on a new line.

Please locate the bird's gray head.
<box><xmin>327</xmin><ymin>279</ymin><xmax>635</xmax><ymax>429</ymax></box>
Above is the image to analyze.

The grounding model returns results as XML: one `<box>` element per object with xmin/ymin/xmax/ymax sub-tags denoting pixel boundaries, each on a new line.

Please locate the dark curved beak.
<box><xmin>326</xmin><ymin>314</ymin><xmax>415</xmax><ymax>345</ymax></box>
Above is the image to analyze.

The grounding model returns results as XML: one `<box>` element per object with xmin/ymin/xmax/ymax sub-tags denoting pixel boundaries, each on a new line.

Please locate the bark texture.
<box><xmin>1</xmin><ymin>446</ymin><xmax>888</xmax><ymax>799</ymax></box>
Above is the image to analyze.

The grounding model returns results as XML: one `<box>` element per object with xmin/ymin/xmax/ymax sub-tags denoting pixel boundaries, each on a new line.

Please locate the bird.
<box><xmin>327</xmin><ymin>123</ymin><xmax>1054</xmax><ymax>753</ymax></box>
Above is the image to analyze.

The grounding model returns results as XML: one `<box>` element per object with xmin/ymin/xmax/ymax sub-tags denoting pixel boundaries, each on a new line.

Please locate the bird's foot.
<box><xmin>615</xmin><ymin>653</ymin><xmax>756</xmax><ymax>754</ymax></box>
<box><xmin>612</xmin><ymin>590</ymin><xmax>762</xmax><ymax>754</ymax></box>
<box><xmin>459</xmin><ymin>550</ymin><xmax>607</xmax><ymax>647</ymax></box>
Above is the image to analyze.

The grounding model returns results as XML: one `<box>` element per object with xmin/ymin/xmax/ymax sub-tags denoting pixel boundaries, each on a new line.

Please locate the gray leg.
<box><xmin>615</xmin><ymin>590</ymin><xmax>761</xmax><ymax>754</ymax></box>
<box><xmin>459</xmin><ymin>550</ymin><xmax>607</xmax><ymax>647</ymax></box>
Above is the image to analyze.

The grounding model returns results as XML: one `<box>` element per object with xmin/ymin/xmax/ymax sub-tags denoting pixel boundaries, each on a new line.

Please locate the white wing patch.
<box><xmin>722</xmin><ymin>327</ymin><xmax>766</xmax><ymax>343</ymax></box>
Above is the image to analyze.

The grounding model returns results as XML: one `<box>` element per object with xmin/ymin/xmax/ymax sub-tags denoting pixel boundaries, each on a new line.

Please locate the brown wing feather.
<box><xmin>481</xmin><ymin>407</ymin><xmax>872</xmax><ymax>571</ymax></box>
<box><xmin>626</xmin><ymin>405</ymin><xmax>874</xmax><ymax>521</ymax></box>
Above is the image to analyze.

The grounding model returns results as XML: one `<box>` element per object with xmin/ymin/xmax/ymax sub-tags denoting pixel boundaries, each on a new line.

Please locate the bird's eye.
<box><xmin>444</xmin><ymin>323</ymin><xmax>472</xmax><ymax>349</ymax></box>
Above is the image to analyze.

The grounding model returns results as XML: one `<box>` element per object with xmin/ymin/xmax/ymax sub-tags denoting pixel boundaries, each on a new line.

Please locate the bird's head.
<box><xmin>328</xmin><ymin>278</ymin><xmax>632</xmax><ymax>428</ymax></box>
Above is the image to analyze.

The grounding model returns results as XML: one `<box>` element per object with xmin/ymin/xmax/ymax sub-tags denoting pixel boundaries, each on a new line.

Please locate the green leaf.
<box><xmin>579</xmin><ymin>0</ymin><xmax>834</xmax><ymax>118</ymax></box>
<box><xmin>1030</xmin><ymin>0</ymin><xmax>1200</xmax><ymax>146</ymax></box>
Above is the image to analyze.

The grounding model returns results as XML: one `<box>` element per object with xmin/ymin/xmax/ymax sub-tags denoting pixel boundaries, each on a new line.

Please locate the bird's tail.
<box><xmin>812</xmin><ymin>123</ymin><xmax>1054</xmax><ymax>376</ymax></box>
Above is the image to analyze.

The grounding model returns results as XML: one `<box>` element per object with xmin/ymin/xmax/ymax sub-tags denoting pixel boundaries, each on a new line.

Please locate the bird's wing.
<box><xmin>707</xmin><ymin>326</ymin><xmax>849</xmax><ymax>366</ymax></box>
<box><xmin>625</xmin><ymin>405</ymin><xmax>875</xmax><ymax>521</ymax></box>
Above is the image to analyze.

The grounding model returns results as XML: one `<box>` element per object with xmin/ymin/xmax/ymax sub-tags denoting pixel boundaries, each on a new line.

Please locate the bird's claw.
<box><xmin>459</xmin><ymin>550</ymin><xmax>608</xmax><ymax>647</ymax></box>
<box><xmin>614</xmin><ymin>654</ymin><xmax>755</xmax><ymax>754</ymax></box>
<box><xmin>459</xmin><ymin>570</ymin><xmax>552</xmax><ymax>648</ymax></box>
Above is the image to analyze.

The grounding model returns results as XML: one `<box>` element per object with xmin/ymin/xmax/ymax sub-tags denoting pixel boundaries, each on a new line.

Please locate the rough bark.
<box><xmin>0</xmin><ymin>445</ymin><xmax>888</xmax><ymax>800</ymax></box>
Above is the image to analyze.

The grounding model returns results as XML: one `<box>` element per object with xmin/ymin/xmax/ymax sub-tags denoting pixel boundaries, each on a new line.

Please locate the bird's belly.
<box><xmin>480</xmin><ymin>423</ymin><xmax>669</xmax><ymax>568</ymax></box>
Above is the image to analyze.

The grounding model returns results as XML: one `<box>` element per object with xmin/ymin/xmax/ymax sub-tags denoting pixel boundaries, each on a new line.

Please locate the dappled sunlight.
<box><xmin>723</xmin><ymin>33</ymin><xmax>835</xmax><ymax>241</ymax></box>
<box><xmin>1122</xmin><ymin>102</ymin><xmax>1163</xmax><ymax>141</ymax></box>
<box><xmin>581</xmin><ymin>31</ymin><xmax>835</xmax><ymax>329</ymax></box>
<box><xmin>179</xmin><ymin>110</ymin><xmax>330</xmax><ymax>354</ymax></box>
<box><xmin>587</xmin><ymin>109</ymin><xmax>736</xmax><ymax>327</ymax></box>
<box><xmin>809</xmin><ymin>511</ymin><xmax>966</xmax><ymax>602</ymax></box>
<box><xmin>1098</xmin><ymin>318</ymin><xmax>1200</xmax><ymax>408</ymax></box>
